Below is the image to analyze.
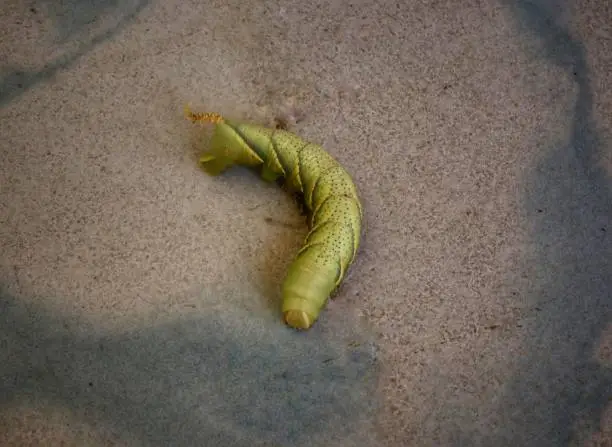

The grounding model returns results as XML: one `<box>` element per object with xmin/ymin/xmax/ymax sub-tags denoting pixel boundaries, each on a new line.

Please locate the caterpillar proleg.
<box><xmin>185</xmin><ymin>105</ymin><xmax>363</xmax><ymax>330</ymax></box>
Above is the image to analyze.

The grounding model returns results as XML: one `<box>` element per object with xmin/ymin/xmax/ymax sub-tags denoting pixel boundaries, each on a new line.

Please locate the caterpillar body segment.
<box><xmin>185</xmin><ymin>106</ymin><xmax>363</xmax><ymax>330</ymax></box>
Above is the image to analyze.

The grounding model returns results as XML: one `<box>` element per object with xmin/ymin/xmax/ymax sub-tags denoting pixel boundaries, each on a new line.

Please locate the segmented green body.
<box><xmin>187</xmin><ymin>109</ymin><xmax>363</xmax><ymax>330</ymax></box>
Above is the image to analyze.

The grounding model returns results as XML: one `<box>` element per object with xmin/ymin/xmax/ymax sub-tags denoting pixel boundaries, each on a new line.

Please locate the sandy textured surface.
<box><xmin>1</xmin><ymin>0</ymin><xmax>611</xmax><ymax>445</ymax></box>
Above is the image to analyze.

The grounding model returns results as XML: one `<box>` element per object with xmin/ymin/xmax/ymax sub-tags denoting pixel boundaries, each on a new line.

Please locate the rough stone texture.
<box><xmin>0</xmin><ymin>0</ymin><xmax>610</xmax><ymax>445</ymax></box>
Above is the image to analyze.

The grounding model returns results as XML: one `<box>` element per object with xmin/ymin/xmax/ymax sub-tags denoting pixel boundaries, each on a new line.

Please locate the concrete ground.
<box><xmin>1</xmin><ymin>0</ymin><xmax>610</xmax><ymax>445</ymax></box>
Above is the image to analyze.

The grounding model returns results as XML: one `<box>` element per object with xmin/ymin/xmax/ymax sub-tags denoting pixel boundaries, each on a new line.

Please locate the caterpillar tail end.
<box><xmin>283</xmin><ymin>310</ymin><xmax>315</xmax><ymax>330</ymax></box>
<box><xmin>183</xmin><ymin>104</ymin><xmax>225</xmax><ymax>124</ymax></box>
<box><xmin>199</xmin><ymin>153</ymin><xmax>229</xmax><ymax>176</ymax></box>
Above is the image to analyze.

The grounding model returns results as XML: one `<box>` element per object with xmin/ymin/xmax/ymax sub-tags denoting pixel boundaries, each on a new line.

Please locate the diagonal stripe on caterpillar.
<box><xmin>185</xmin><ymin>105</ymin><xmax>363</xmax><ymax>330</ymax></box>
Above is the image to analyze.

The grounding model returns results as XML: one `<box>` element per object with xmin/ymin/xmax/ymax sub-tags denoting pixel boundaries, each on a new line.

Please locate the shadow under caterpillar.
<box><xmin>185</xmin><ymin>105</ymin><xmax>363</xmax><ymax>330</ymax></box>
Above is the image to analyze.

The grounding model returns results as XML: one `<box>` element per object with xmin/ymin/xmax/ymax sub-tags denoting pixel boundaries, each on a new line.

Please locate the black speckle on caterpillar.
<box><xmin>185</xmin><ymin>105</ymin><xmax>363</xmax><ymax>330</ymax></box>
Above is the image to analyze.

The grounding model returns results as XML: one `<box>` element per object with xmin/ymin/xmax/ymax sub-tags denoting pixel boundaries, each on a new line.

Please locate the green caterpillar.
<box><xmin>185</xmin><ymin>106</ymin><xmax>363</xmax><ymax>330</ymax></box>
